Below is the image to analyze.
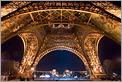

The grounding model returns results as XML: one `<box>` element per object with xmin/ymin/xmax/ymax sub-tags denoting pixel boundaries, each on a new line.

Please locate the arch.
<box><xmin>98</xmin><ymin>36</ymin><xmax>121</xmax><ymax>64</ymax></box>
<box><xmin>1</xmin><ymin>2</ymin><xmax>121</xmax><ymax>80</ymax></box>
<box><xmin>83</xmin><ymin>33</ymin><xmax>105</xmax><ymax>78</ymax></box>
<box><xmin>18</xmin><ymin>35</ymin><xmax>26</xmax><ymax>56</ymax></box>
<box><xmin>18</xmin><ymin>32</ymin><xmax>39</xmax><ymax>74</ymax></box>
<box><xmin>36</xmin><ymin>50</ymin><xmax>86</xmax><ymax>73</ymax></box>
<box><xmin>1</xmin><ymin>35</ymin><xmax>24</xmax><ymax>62</ymax></box>
<box><xmin>98</xmin><ymin>36</ymin><xmax>121</xmax><ymax>77</ymax></box>
<box><xmin>1</xmin><ymin>35</ymin><xmax>24</xmax><ymax>75</ymax></box>
<box><xmin>34</xmin><ymin>46</ymin><xmax>88</xmax><ymax>68</ymax></box>
<box><xmin>33</xmin><ymin>46</ymin><xmax>91</xmax><ymax>75</ymax></box>
<box><xmin>1</xmin><ymin>9</ymin><xmax>120</xmax><ymax>44</ymax></box>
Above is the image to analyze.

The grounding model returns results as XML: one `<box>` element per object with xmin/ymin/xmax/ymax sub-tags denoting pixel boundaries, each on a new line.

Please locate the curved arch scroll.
<box><xmin>18</xmin><ymin>33</ymin><xmax>39</xmax><ymax>76</ymax></box>
<box><xmin>32</xmin><ymin>46</ymin><xmax>93</xmax><ymax>78</ymax></box>
<box><xmin>33</xmin><ymin>46</ymin><xmax>89</xmax><ymax>70</ymax></box>
<box><xmin>84</xmin><ymin>33</ymin><xmax>105</xmax><ymax>78</ymax></box>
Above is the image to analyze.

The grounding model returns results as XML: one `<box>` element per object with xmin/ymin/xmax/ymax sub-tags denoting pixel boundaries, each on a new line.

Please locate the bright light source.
<box><xmin>45</xmin><ymin>74</ymin><xmax>50</xmax><ymax>78</ymax></box>
<box><xmin>34</xmin><ymin>74</ymin><xmax>36</xmax><ymax>78</ymax></box>
<box><xmin>40</xmin><ymin>75</ymin><xmax>45</xmax><ymax>78</ymax></box>
<box><xmin>74</xmin><ymin>76</ymin><xmax>78</xmax><ymax>78</ymax></box>
<box><xmin>31</xmin><ymin>67</ymin><xmax>35</xmax><ymax>71</ymax></box>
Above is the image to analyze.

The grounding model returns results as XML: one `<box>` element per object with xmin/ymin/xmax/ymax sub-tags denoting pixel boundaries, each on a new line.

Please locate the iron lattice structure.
<box><xmin>1</xmin><ymin>1</ymin><xmax>121</xmax><ymax>79</ymax></box>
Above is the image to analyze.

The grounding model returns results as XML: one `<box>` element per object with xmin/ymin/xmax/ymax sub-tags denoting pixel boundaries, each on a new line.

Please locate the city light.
<box><xmin>33</xmin><ymin>70</ymin><xmax>90</xmax><ymax>80</ymax></box>
<box><xmin>31</xmin><ymin>67</ymin><xmax>35</xmax><ymax>71</ymax></box>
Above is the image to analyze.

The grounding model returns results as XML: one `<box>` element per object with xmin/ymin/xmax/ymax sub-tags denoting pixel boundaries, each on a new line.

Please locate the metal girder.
<box><xmin>16</xmin><ymin>23</ymin><xmax>105</xmax><ymax>79</ymax></box>
<box><xmin>18</xmin><ymin>33</ymin><xmax>39</xmax><ymax>77</ymax></box>
<box><xmin>83</xmin><ymin>33</ymin><xmax>105</xmax><ymax>78</ymax></box>
<box><xmin>1</xmin><ymin>9</ymin><xmax>120</xmax><ymax>44</ymax></box>
<box><xmin>1</xmin><ymin>9</ymin><xmax>120</xmax><ymax>79</ymax></box>
<box><xmin>2</xmin><ymin>1</ymin><xmax>120</xmax><ymax>22</ymax></box>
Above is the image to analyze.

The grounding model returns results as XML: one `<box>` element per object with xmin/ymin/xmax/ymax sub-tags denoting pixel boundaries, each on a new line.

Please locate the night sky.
<box><xmin>1</xmin><ymin>36</ymin><xmax>24</xmax><ymax>62</ymax></box>
<box><xmin>98</xmin><ymin>36</ymin><xmax>121</xmax><ymax>74</ymax></box>
<box><xmin>1</xmin><ymin>35</ymin><xmax>121</xmax><ymax>74</ymax></box>
<box><xmin>36</xmin><ymin>50</ymin><xmax>86</xmax><ymax>73</ymax></box>
<box><xmin>99</xmin><ymin>37</ymin><xmax>121</xmax><ymax>63</ymax></box>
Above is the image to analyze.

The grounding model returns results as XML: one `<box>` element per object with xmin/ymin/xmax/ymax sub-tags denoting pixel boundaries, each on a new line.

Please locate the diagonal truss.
<box><xmin>1</xmin><ymin>9</ymin><xmax>120</xmax><ymax>79</ymax></box>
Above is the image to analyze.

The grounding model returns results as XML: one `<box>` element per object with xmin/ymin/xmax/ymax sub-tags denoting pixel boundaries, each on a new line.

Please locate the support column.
<box><xmin>84</xmin><ymin>33</ymin><xmax>106</xmax><ymax>79</ymax></box>
<box><xmin>18</xmin><ymin>33</ymin><xmax>39</xmax><ymax>78</ymax></box>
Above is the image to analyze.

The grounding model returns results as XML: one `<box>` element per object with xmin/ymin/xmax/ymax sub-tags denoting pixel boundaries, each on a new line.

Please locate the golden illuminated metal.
<box><xmin>84</xmin><ymin>33</ymin><xmax>105</xmax><ymax>78</ymax></box>
<box><xmin>1</xmin><ymin>1</ymin><xmax>31</xmax><ymax>17</ymax></box>
<box><xmin>1</xmin><ymin>9</ymin><xmax>120</xmax><ymax>44</ymax></box>
<box><xmin>1</xmin><ymin>9</ymin><xmax>120</xmax><ymax>79</ymax></box>
<box><xmin>91</xmin><ymin>1</ymin><xmax>121</xmax><ymax>18</ymax></box>
<box><xmin>2</xmin><ymin>1</ymin><xmax>120</xmax><ymax>21</ymax></box>
<box><xmin>18</xmin><ymin>33</ymin><xmax>39</xmax><ymax>75</ymax></box>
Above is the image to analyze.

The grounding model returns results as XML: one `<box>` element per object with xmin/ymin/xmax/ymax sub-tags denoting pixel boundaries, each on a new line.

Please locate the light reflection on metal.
<box><xmin>91</xmin><ymin>1</ymin><xmax>121</xmax><ymax>18</ymax></box>
<box><xmin>18</xmin><ymin>33</ymin><xmax>39</xmax><ymax>76</ymax></box>
<box><xmin>2</xmin><ymin>1</ymin><xmax>120</xmax><ymax>21</ymax></box>
<box><xmin>33</xmin><ymin>46</ymin><xmax>89</xmax><ymax>69</ymax></box>
<box><xmin>84</xmin><ymin>33</ymin><xmax>105</xmax><ymax>78</ymax></box>
<box><xmin>1</xmin><ymin>1</ymin><xmax>31</xmax><ymax>17</ymax></box>
<box><xmin>1</xmin><ymin>8</ymin><xmax>119</xmax><ymax>79</ymax></box>
<box><xmin>1</xmin><ymin>8</ymin><xmax>16</xmax><ymax>17</ymax></box>
<box><xmin>1</xmin><ymin>9</ymin><xmax>120</xmax><ymax>44</ymax></box>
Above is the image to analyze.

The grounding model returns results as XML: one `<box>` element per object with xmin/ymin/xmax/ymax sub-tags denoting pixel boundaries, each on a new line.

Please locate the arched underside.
<box><xmin>36</xmin><ymin>50</ymin><xmax>87</xmax><ymax>73</ymax></box>
<box><xmin>1</xmin><ymin>9</ymin><xmax>120</xmax><ymax>79</ymax></box>
<box><xmin>1</xmin><ymin>9</ymin><xmax>121</xmax><ymax>44</ymax></box>
<box><xmin>18</xmin><ymin>32</ymin><xmax>105</xmax><ymax>79</ymax></box>
<box><xmin>19</xmin><ymin>45</ymin><xmax>93</xmax><ymax>78</ymax></box>
<box><xmin>33</xmin><ymin>46</ymin><xmax>89</xmax><ymax>70</ymax></box>
<box><xmin>35</xmin><ymin>47</ymin><xmax>88</xmax><ymax>71</ymax></box>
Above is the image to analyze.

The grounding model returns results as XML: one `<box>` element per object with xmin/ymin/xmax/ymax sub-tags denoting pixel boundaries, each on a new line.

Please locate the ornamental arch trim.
<box><xmin>33</xmin><ymin>46</ymin><xmax>89</xmax><ymax>70</ymax></box>
<box><xmin>1</xmin><ymin>9</ymin><xmax>121</xmax><ymax>44</ymax></box>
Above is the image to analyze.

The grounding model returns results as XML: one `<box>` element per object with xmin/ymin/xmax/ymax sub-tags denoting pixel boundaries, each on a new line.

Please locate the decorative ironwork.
<box><xmin>1</xmin><ymin>9</ymin><xmax>120</xmax><ymax>44</ymax></box>
<box><xmin>84</xmin><ymin>33</ymin><xmax>105</xmax><ymax>78</ymax></box>
<box><xmin>1</xmin><ymin>1</ymin><xmax>120</xmax><ymax>22</ymax></box>
<box><xmin>91</xmin><ymin>1</ymin><xmax>121</xmax><ymax>18</ymax></box>
<box><xmin>1</xmin><ymin>2</ymin><xmax>120</xmax><ymax>80</ymax></box>
<box><xmin>1</xmin><ymin>1</ymin><xmax>31</xmax><ymax>17</ymax></box>
<box><xmin>18</xmin><ymin>33</ymin><xmax>39</xmax><ymax>77</ymax></box>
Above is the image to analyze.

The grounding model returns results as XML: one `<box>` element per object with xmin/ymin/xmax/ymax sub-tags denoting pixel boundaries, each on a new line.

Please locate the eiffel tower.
<box><xmin>1</xmin><ymin>1</ymin><xmax>121</xmax><ymax>80</ymax></box>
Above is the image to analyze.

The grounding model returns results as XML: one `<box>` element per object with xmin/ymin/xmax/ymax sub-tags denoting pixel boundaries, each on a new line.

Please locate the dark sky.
<box><xmin>99</xmin><ymin>36</ymin><xmax>121</xmax><ymax>64</ymax></box>
<box><xmin>1</xmin><ymin>36</ymin><xmax>24</xmax><ymax>62</ymax></box>
<box><xmin>99</xmin><ymin>36</ymin><xmax>121</xmax><ymax>74</ymax></box>
<box><xmin>36</xmin><ymin>50</ymin><xmax>86</xmax><ymax>73</ymax></box>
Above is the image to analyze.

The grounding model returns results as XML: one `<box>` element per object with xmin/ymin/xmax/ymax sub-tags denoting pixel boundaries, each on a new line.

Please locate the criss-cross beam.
<box><xmin>17</xmin><ymin>25</ymin><xmax>105</xmax><ymax>79</ymax></box>
<box><xmin>73</xmin><ymin>25</ymin><xmax>105</xmax><ymax>79</ymax></box>
<box><xmin>17</xmin><ymin>30</ymin><xmax>92</xmax><ymax>78</ymax></box>
<box><xmin>2</xmin><ymin>1</ymin><xmax>120</xmax><ymax>22</ymax></box>
<box><xmin>1</xmin><ymin>9</ymin><xmax>120</xmax><ymax>45</ymax></box>
<box><xmin>1</xmin><ymin>14</ymin><xmax>32</xmax><ymax>44</ymax></box>
<box><xmin>31</xmin><ymin>37</ymin><xmax>92</xmax><ymax>78</ymax></box>
<box><xmin>1</xmin><ymin>9</ymin><xmax>120</xmax><ymax>79</ymax></box>
<box><xmin>90</xmin><ymin>13</ymin><xmax>121</xmax><ymax>44</ymax></box>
